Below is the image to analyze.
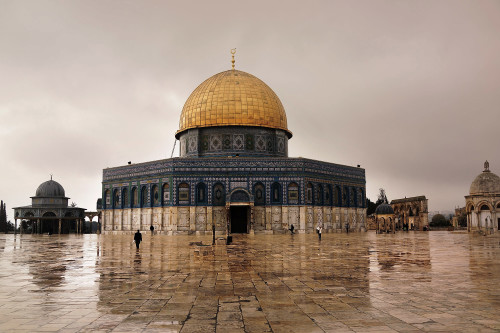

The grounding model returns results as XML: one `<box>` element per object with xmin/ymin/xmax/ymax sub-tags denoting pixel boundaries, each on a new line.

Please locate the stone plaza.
<box><xmin>0</xmin><ymin>231</ymin><xmax>499</xmax><ymax>332</ymax></box>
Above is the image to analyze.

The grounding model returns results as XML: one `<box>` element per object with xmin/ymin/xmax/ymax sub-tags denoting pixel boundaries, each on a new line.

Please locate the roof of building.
<box><xmin>390</xmin><ymin>196</ymin><xmax>427</xmax><ymax>204</ymax></box>
<box><xmin>469</xmin><ymin>161</ymin><xmax>500</xmax><ymax>195</ymax></box>
<box><xmin>35</xmin><ymin>179</ymin><xmax>66</xmax><ymax>198</ymax></box>
<box><xmin>375</xmin><ymin>203</ymin><xmax>394</xmax><ymax>215</ymax></box>
<box><xmin>176</xmin><ymin>69</ymin><xmax>291</xmax><ymax>138</ymax></box>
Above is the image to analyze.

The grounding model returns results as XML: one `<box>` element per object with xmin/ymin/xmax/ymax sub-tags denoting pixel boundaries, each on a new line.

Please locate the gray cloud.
<box><xmin>1</xmin><ymin>0</ymin><xmax>499</xmax><ymax>217</ymax></box>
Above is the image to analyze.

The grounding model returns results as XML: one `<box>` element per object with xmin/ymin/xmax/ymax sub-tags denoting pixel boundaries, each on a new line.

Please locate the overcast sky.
<box><xmin>1</xmin><ymin>0</ymin><xmax>499</xmax><ymax>218</ymax></box>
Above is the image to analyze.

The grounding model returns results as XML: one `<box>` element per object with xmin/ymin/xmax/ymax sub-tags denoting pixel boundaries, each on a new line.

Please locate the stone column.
<box><xmin>189</xmin><ymin>206</ymin><xmax>196</xmax><ymax>233</ymax></box>
<box><xmin>207</xmin><ymin>207</ymin><xmax>213</xmax><ymax>232</ymax></box>
<box><xmin>14</xmin><ymin>218</ymin><xmax>17</xmax><ymax>235</ymax></box>
<box><xmin>299</xmin><ymin>206</ymin><xmax>306</xmax><ymax>231</ymax></box>
<box><xmin>58</xmin><ymin>219</ymin><xmax>62</xmax><ymax>234</ymax></box>
<box><xmin>40</xmin><ymin>219</ymin><xmax>43</xmax><ymax>234</ymax></box>
<box><xmin>250</xmin><ymin>205</ymin><xmax>254</xmax><ymax>234</ymax></box>
<box><xmin>281</xmin><ymin>206</ymin><xmax>288</xmax><ymax>232</ymax></box>
<box><xmin>159</xmin><ymin>208</ymin><xmax>164</xmax><ymax>233</ymax></box>
<box><xmin>97</xmin><ymin>214</ymin><xmax>101</xmax><ymax>234</ymax></box>
<box><xmin>20</xmin><ymin>219</ymin><xmax>23</xmax><ymax>235</ymax></box>
<box><xmin>226</xmin><ymin>206</ymin><xmax>230</xmax><ymax>235</ymax></box>
<box><xmin>265</xmin><ymin>206</ymin><xmax>272</xmax><ymax>231</ymax></box>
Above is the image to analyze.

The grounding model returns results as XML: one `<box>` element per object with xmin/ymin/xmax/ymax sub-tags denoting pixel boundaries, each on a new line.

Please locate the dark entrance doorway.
<box><xmin>230</xmin><ymin>206</ymin><xmax>248</xmax><ymax>233</ymax></box>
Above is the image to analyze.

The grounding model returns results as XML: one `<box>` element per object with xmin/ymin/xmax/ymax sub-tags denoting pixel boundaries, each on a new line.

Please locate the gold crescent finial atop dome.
<box><xmin>231</xmin><ymin>48</ymin><xmax>236</xmax><ymax>70</ymax></box>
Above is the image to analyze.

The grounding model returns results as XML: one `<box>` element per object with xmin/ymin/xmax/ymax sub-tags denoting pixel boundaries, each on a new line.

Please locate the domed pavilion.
<box><xmin>465</xmin><ymin>161</ymin><xmax>500</xmax><ymax>234</ymax></box>
<box><xmin>374</xmin><ymin>203</ymin><xmax>395</xmax><ymax>233</ymax></box>
<box><xmin>13</xmin><ymin>177</ymin><xmax>86</xmax><ymax>234</ymax></box>
<box><xmin>101</xmin><ymin>57</ymin><xmax>367</xmax><ymax>235</ymax></box>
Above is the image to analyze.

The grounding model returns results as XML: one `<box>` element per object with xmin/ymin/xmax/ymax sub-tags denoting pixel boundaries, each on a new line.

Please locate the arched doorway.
<box><xmin>229</xmin><ymin>190</ymin><xmax>252</xmax><ymax>234</ymax></box>
<box><xmin>42</xmin><ymin>212</ymin><xmax>57</xmax><ymax>234</ymax></box>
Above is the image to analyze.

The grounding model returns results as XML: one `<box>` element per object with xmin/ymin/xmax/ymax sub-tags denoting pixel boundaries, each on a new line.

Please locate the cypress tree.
<box><xmin>0</xmin><ymin>200</ymin><xmax>6</xmax><ymax>232</ymax></box>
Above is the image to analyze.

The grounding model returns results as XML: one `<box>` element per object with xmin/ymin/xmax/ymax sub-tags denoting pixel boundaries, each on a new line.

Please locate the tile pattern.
<box><xmin>1</xmin><ymin>232</ymin><xmax>500</xmax><ymax>332</ymax></box>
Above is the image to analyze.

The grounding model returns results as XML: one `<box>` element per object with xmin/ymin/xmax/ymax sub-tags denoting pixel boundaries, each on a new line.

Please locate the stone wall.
<box><xmin>102</xmin><ymin>206</ymin><xmax>366</xmax><ymax>234</ymax></box>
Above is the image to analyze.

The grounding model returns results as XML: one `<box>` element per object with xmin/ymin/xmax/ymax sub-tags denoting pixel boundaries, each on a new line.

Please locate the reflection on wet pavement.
<box><xmin>0</xmin><ymin>232</ymin><xmax>499</xmax><ymax>332</ymax></box>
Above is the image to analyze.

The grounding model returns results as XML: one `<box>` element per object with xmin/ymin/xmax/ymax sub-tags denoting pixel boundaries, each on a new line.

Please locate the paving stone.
<box><xmin>0</xmin><ymin>232</ymin><xmax>499</xmax><ymax>332</ymax></box>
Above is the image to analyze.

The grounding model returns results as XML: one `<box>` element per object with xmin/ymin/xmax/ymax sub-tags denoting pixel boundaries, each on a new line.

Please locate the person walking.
<box><xmin>134</xmin><ymin>230</ymin><xmax>142</xmax><ymax>250</ymax></box>
<box><xmin>150</xmin><ymin>225</ymin><xmax>154</xmax><ymax>235</ymax></box>
<box><xmin>289</xmin><ymin>224</ymin><xmax>295</xmax><ymax>234</ymax></box>
<box><xmin>318</xmin><ymin>226</ymin><xmax>322</xmax><ymax>240</ymax></box>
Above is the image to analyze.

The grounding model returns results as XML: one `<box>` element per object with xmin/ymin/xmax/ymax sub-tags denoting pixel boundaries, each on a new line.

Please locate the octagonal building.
<box><xmin>101</xmin><ymin>65</ymin><xmax>367</xmax><ymax>235</ymax></box>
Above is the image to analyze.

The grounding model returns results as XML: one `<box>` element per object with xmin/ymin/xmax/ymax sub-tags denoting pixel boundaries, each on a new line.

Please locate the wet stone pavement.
<box><xmin>0</xmin><ymin>232</ymin><xmax>499</xmax><ymax>332</ymax></box>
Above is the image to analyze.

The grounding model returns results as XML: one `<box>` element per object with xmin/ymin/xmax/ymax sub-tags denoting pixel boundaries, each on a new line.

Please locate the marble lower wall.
<box><xmin>102</xmin><ymin>206</ymin><xmax>366</xmax><ymax>235</ymax></box>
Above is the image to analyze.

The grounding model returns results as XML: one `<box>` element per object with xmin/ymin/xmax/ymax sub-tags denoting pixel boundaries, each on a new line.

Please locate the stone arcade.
<box><xmin>101</xmin><ymin>64</ymin><xmax>367</xmax><ymax>235</ymax></box>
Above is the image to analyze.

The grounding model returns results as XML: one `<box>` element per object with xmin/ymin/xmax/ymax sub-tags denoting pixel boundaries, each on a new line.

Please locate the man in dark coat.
<box><xmin>134</xmin><ymin>230</ymin><xmax>142</xmax><ymax>249</ymax></box>
<box><xmin>150</xmin><ymin>225</ymin><xmax>154</xmax><ymax>235</ymax></box>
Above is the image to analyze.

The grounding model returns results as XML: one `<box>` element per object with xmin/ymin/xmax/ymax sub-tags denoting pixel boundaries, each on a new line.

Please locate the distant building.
<box><xmin>374</xmin><ymin>203</ymin><xmax>395</xmax><ymax>233</ymax></box>
<box><xmin>101</xmin><ymin>62</ymin><xmax>367</xmax><ymax>235</ymax></box>
<box><xmin>390</xmin><ymin>196</ymin><xmax>429</xmax><ymax>230</ymax></box>
<box><xmin>13</xmin><ymin>178</ymin><xmax>86</xmax><ymax>234</ymax></box>
<box><xmin>465</xmin><ymin>161</ymin><xmax>500</xmax><ymax>234</ymax></box>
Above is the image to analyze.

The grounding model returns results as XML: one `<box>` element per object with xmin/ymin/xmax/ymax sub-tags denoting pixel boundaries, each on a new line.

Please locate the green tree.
<box><xmin>431</xmin><ymin>214</ymin><xmax>450</xmax><ymax>227</ymax></box>
<box><xmin>0</xmin><ymin>201</ymin><xmax>7</xmax><ymax>233</ymax></box>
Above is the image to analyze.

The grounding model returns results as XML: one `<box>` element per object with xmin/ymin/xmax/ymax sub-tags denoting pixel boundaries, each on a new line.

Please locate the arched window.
<box><xmin>481</xmin><ymin>205</ymin><xmax>490</xmax><ymax>211</ymax></box>
<box><xmin>213</xmin><ymin>183</ymin><xmax>225</xmax><ymax>206</ymax></box>
<box><xmin>131</xmin><ymin>187</ymin><xmax>138</xmax><ymax>207</ymax></box>
<box><xmin>497</xmin><ymin>203</ymin><xmax>500</xmax><ymax>209</ymax></box>
<box><xmin>254</xmin><ymin>183</ymin><xmax>265</xmax><ymax>206</ymax></box>
<box><xmin>358</xmin><ymin>188</ymin><xmax>364</xmax><ymax>207</ymax></box>
<box><xmin>162</xmin><ymin>183</ymin><xmax>170</xmax><ymax>205</ymax></box>
<box><xmin>470</xmin><ymin>205</ymin><xmax>474</xmax><ymax>212</ymax></box>
<box><xmin>152</xmin><ymin>185</ymin><xmax>159</xmax><ymax>206</ymax></box>
<box><xmin>306</xmin><ymin>183</ymin><xmax>313</xmax><ymax>204</ymax></box>
<box><xmin>121</xmin><ymin>188</ymin><xmax>128</xmax><ymax>209</ymax></box>
<box><xmin>343</xmin><ymin>187</ymin><xmax>348</xmax><ymax>207</ymax></box>
<box><xmin>178</xmin><ymin>183</ymin><xmax>190</xmax><ymax>205</ymax></box>
<box><xmin>288</xmin><ymin>182</ymin><xmax>299</xmax><ymax>204</ymax></box>
<box><xmin>333</xmin><ymin>186</ymin><xmax>340</xmax><ymax>207</ymax></box>
<box><xmin>196</xmin><ymin>183</ymin><xmax>207</xmax><ymax>205</ymax></box>
<box><xmin>325</xmin><ymin>185</ymin><xmax>331</xmax><ymax>206</ymax></box>
<box><xmin>315</xmin><ymin>184</ymin><xmax>323</xmax><ymax>205</ymax></box>
<box><xmin>113</xmin><ymin>189</ymin><xmax>120</xmax><ymax>208</ymax></box>
<box><xmin>141</xmin><ymin>186</ymin><xmax>148</xmax><ymax>208</ymax></box>
<box><xmin>271</xmin><ymin>182</ymin><xmax>281</xmax><ymax>204</ymax></box>
<box><xmin>104</xmin><ymin>190</ymin><xmax>110</xmax><ymax>208</ymax></box>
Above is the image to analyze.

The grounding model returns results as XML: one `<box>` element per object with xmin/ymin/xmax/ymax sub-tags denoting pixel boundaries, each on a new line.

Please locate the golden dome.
<box><xmin>176</xmin><ymin>70</ymin><xmax>292</xmax><ymax>138</ymax></box>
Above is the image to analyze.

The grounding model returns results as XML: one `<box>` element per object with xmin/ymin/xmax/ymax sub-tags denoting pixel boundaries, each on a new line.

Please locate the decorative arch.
<box><xmin>335</xmin><ymin>186</ymin><xmax>341</xmax><ymax>207</ymax></box>
<box><xmin>306</xmin><ymin>183</ymin><xmax>313</xmax><ymax>204</ymax></box>
<box><xmin>178</xmin><ymin>182</ymin><xmax>190</xmax><ymax>205</ymax></box>
<box><xmin>141</xmin><ymin>186</ymin><xmax>148</xmax><ymax>208</ymax></box>
<box><xmin>151</xmin><ymin>185</ymin><xmax>160</xmax><ymax>206</ymax></box>
<box><xmin>229</xmin><ymin>188</ymin><xmax>252</xmax><ymax>203</ymax></box>
<box><xmin>196</xmin><ymin>182</ymin><xmax>207</xmax><ymax>205</ymax></box>
<box><xmin>288</xmin><ymin>182</ymin><xmax>299</xmax><ymax>204</ymax></box>
<box><xmin>480</xmin><ymin>204</ymin><xmax>491</xmax><ymax>211</ymax></box>
<box><xmin>104</xmin><ymin>189</ymin><xmax>111</xmax><ymax>209</ymax></box>
<box><xmin>253</xmin><ymin>182</ymin><xmax>265</xmax><ymax>206</ymax></box>
<box><xmin>162</xmin><ymin>183</ymin><xmax>170</xmax><ymax>205</ymax></box>
<box><xmin>325</xmin><ymin>185</ymin><xmax>332</xmax><ymax>206</ymax></box>
<box><xmin>121</xmin><ymin>188</ymin><xmax>128</xmax><ymax>209</ymax></box>
<box><xmin>131</xmin><ymin>187</ymin><xmax>138</xmax><ymax>207</ymax></box>
<box><xmin>213</xmin><ymin>183</ymin><xmax>226</xmax><ymax>206</ymax></box>
<box><xmin>113</xmin><ymin>189</ymin><xmax>120</xmax><ymax>209</ymax></box>
<box><xmin>315</xmin><ymin>184</ymin><xmax>324</xmax><ymax>205</ymax></box>
<box><xmin>271</xmin><ymin>182</ymin><xmax>281</xmax><ymax>204</ymax></box>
